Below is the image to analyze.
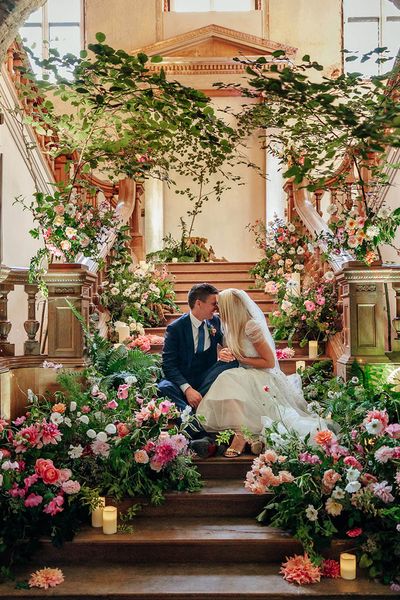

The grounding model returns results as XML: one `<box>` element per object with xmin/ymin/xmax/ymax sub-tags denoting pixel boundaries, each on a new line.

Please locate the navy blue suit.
<box><xmin>158</xmin><ymin>312</ymin><xmax>238</xmax><ymax>411</ymax></box>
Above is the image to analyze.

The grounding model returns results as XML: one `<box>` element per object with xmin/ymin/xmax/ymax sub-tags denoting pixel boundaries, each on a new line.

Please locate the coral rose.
<box><xmin>314</xmin><ymin>430</ymin><xmax>334</xmax><ymax>446</ymax></box>
<box><xmin>52</xmin><ymin>403</ymin><xmax>66</xmax><ymax>414</ymax></box>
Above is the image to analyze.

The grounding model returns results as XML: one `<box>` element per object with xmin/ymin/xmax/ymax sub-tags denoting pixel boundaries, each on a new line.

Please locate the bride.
<box><xmin>196</xmin><ymin>288</ymin><xmax>325</xmax><ymax>457</ymax></box>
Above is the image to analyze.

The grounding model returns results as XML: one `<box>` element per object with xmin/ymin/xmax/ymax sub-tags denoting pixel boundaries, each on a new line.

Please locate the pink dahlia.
<box><xmin>29</xmin><ymin>567</ymin><xmax>64</xmax><ymax>589</ymax></box>
<box><xmin>280</xmin><ymin>554</ymin><xmax>321</xmax><ymax>585</ymax></box>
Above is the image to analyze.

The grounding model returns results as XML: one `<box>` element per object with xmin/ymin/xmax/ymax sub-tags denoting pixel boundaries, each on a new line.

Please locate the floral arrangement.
<box><xmin>127</xmin><ymin>333</ymin><xmax>165</xmax><ymax>352</ymax></box>
<box><xmin>269</xmin><ymin>276</ymin><xmax>340</xmax><ymax>347</ymax></box>
<box><xmin>245</xmin><ymin>368</ymin><xmax>400</xmax><ymax>587</ymax></box>
<box><xmin>100</xmin><ymin>261</ymin><xmax>178</xmax><ymax>328</ymax></box>
<box><xmin>248</xmin><ymin>216</ymin><xmax>310</xmax><ymax>287</ymax></box>
<box><xmin>16</xmin><ymin>187</ymin><xmax>120</xmax><ymax>291</ymax></box>
<box><xmin>319</xmin><ymin>201</ymin><xmax>400</xmax><ymax>266</ymax></box>
<box><xmin>0</xmin><ymin>334</ymin><xmax>200</xmax><ymax>577</ymax></box>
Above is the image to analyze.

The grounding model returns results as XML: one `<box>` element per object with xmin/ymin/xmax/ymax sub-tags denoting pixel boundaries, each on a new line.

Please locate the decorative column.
<box><xmin>45</xmin><ymin>264</ymin><xmax>97</xmax><ymax>358</ymax></box>
<box><xmin>335</xmin><ymin>264</ymin><xmax>400</xmax><ymax>379</ymax></box>
<box><xmin>23</xmin><ymin>284</ymin><xmax>40</xmax><ymax>355</ymax></box>
<box><xmin>144</xmin><ymin>177</ymin><xmax>164</xmax><ymax>254</ymax></box>
<box><xmin>130</xmin><ymin>182</ymin><xmax>145</xmax><ymax>261</ymax></box>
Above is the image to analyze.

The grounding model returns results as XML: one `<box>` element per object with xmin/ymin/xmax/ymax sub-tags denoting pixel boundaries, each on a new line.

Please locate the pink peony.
<box><xmin>24</xmin><ymin>493</ymin><xmax>43</xmax><ymax>508</ymax></box>
<box><xmin>58</xmin><ymin>468</ymin><xmax>72</xmax><ymax>483</ymax></box>
<box><xmin>61</xmin><ymin>480</ymin><xmax>81</xmax><ymax>494</ymax></box>
<box><xmin>280</xmin><ymin>554</ymin><xmax>321</xmax><ymax>585</ymax></box>
<box><xmin>40</xmin><ymin>419</ymin><xmax>62</xmax><ymax>445</ymax></box>
<box><xmin>24</xmin><ymin>473</ymin><xmax>39</xmax><ymax>490</ymax></box>
<box><xmin>29</xmin><ymin>567</ymin><xmax>64</xmax><ymax>589</ymax></box>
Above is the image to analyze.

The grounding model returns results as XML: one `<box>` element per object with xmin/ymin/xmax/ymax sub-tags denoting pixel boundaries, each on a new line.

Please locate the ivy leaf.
<box><xmin>95</xmin><ymin>32</ymin><xmax>106</xmax><ymax>43</ymax></box>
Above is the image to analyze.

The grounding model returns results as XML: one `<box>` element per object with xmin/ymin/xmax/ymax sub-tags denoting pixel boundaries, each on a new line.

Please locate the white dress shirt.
<box><xmin>180</xmin><ymin>312</ymin><xmax>211</xmax><ymax>393</ymax></box>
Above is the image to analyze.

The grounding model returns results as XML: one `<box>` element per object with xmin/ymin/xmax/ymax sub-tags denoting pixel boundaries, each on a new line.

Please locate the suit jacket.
<box><xmin>162</xmin><ymin>313</ymin><xmax>223</xmax><ymax>387</ymax></box>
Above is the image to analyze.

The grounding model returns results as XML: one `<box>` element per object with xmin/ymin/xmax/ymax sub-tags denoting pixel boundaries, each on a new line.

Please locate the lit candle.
<box><xmin>91</xmin><ymin>496</ymin><xmax>105</xmax><ymax>528</ymax></box>
<box><xmin>340</xmin><ymin>553</ymin><xmax>356</xmax><ymax>580</ymax></box>
<box><xmin>308</xmin><ymin>340</ymin><xmax>318</xmax><ymax>358</ymax></box>
<box><xmin>102</xmin><ymin>506</ymin><xmax>118</xmax><ymax>535</ymax></box>
<box><xmin>296</xmin><ymin>360</ymin><xmax>306</xmax><ymax>371</ymax></box>
<box><xmin>115</xmin><ymin>322</ymin><xmax>130</xmax><ymax>344</ymax></box>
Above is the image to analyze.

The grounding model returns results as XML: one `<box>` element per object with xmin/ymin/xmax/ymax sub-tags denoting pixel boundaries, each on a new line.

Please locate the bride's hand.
<box><xmin>219</xmin><ymin>347</ymin><xmax>236</xmax><ymax>362</ymax></box>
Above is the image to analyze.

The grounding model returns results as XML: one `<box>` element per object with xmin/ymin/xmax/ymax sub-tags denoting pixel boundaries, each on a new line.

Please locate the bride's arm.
<box><xmin>239</xmin><ymin>337</ymin><xmax>275</xmax><ymax>369</ymax></box>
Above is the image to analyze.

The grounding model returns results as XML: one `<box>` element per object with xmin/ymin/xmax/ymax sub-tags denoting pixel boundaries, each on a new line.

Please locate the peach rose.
<box><xmin>314</xmin><ymin>430</ymin><xmax>334</xmax><ymax>446</ymax></box>
<box><xmin>52</xmin><ymin>403</ymin><xmax>66</xmax><ymax>414</ymax></box>
<box><xmin>322</xmin><ymin>469</ymin><xmax>341</xmax><ymax>493</ymax></box>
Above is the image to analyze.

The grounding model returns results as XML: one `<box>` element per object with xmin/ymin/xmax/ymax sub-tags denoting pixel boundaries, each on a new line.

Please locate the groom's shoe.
<box><xmin>190</xmin><ymin>436</ymin><xmax>217</xmax><ymax>458</ymax></box>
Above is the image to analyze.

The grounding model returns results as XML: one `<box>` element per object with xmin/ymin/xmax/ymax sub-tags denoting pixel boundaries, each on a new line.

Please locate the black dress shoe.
<box><xmin>190</xmin><ymin>436</ymin><xmax>217</xmax><ymax>458</ymax></box>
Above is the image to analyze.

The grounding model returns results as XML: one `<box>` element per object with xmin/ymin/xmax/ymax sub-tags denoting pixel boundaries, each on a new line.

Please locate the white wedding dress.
<box><xmin>197</xmin><ymin>318</ymin><xmax>325</xmax><ymax>437</ymax></box>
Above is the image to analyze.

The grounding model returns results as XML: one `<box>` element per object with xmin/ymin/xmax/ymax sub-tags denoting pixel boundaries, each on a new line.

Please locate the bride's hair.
<box><xmin>218</xmin><ymin>289</ymin><xmax>252</xmax><ymax>359</ymax></box>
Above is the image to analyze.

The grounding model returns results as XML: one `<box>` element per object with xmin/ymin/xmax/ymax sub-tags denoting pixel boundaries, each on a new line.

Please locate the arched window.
<box><xmin>20</xmin><ymin>0</ymin><xmax>82</xmax><ymax>77</ymax></box>
<box><xmin>343</xmin><ymin>0</ymin><xmax>400</xmax><ymax>76</ymax></box>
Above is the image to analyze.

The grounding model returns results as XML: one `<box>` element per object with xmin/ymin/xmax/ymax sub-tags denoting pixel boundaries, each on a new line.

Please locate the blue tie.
<box><xmin>197</xmin><ymin>321</ymin><xmax>205</xmax><ymax>354</ymax></box>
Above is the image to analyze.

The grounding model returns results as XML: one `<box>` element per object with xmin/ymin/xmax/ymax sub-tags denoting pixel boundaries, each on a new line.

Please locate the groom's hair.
<box><xmin>188</xmin><ymin>283</ymin><xmax>219</xmax><ymax>308</ymax></box>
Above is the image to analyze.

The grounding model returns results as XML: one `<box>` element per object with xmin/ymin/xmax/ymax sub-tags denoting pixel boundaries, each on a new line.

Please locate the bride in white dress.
<box><xmin>196</xmin><ymin>288</ymin><xmax>325</xmax><ymax>456</ymax></box>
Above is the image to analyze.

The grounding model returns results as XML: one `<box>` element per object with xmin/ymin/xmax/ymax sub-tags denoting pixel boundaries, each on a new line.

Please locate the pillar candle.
<box><xmin>296</xmin><ymin>360</ymin><xmax>306</xmax><ymax>371</ymax></box>
<box><xmin>340</xmin><ymin>553</ymin><xmax>356</xmax><ymax>580</ymax></box>
<box><xmin>308</xmin><ymin>340</ymin><xmax>318</xmax><ymax>358</ymax></box>
<box><xmin>115</xmin><ymin>323</ymin><xmax>130</xmax><ymax>344</ymax></box>
<box><xmin>103</xmin><ymin>506</ymin><xmax>118</xmax><ymax>535</ymax></box>
<box><xmin>91</xmin><ymin>496</ymin><xmax>105</xmax><ymax>528</ymax></box>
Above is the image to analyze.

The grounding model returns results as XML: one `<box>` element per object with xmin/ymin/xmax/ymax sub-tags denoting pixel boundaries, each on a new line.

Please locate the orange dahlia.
<box><xmin>28</xmin><ymin>567</ymin><xmax>64</xmax><ymax>589</ymax></box>
<box><xmin>280</xmin><ymin>554</ymin><xmax>321</xmax><ymax>585</ymax></box>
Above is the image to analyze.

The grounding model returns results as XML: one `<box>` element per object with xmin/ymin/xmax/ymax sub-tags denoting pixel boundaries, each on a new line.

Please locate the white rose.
<box><xmin>296</xmin><ymin>247</ymin><xmax>305</xmax><ymax>255</ymax></box>
<box><xmin>79</xmin><ymin>415</ymin><xmax>90</xmax><ymax>425</ymax></box>
<box><xmin>68</xmin><ymin>444</ymin><xmax>84</xmax><ymax>459</ymax></box>
<box><xmin>63</xmin><ymin>417</ymin><xmax>72</xmax><ymax>428</ymax></box>
<box><xmin>105</xmin><ymin>423</ymin><xmax>117</xmax><ymax>435</ymax></box>
<box><xmin>69</xmin><ymin>401</ymin><xmax>77</xmax><ymax>412</ymax></box>
<box><xmin>96</xmin><ymin>431</ymin><xmax>108</xmax><ymax>442</ymax></box>
<box><xmin>86</xmin><ymin>429</ymin><xmax>97</xmax><ymax>439</ymax></box>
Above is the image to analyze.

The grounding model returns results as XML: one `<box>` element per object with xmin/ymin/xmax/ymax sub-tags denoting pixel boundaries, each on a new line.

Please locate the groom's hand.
<box><xmin>185</xmin><ymin>387</ymin><xmax>202</xmax><ymax>408</ymax></box>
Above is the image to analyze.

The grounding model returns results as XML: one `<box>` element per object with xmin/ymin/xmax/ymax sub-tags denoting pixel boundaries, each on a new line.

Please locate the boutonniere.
<box><xmin>207</xmin><ymin>322</ymin><xmax>217</xmax><ymax>337</ymax></box>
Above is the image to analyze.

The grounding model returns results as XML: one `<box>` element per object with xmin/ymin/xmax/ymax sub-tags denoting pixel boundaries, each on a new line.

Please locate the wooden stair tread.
<box><xmin>3</xmin><ymin>562</ymin><xmax>395</xmax><ymax>598</ymax></box>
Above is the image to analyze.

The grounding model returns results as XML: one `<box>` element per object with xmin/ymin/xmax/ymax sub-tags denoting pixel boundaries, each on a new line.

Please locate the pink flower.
<box><xmin>298</xmin><ymin>452</ymin><xmax>321</xmax><ymax>464</ymax></box>
<box><xmin>13</xmin><ymin>416</ymin><xmax>26</xmax><ymax>426</ymax></box>
<box><xmin>91</xmin><ymin>440</ymin><xmax>110</xmax><ymax>458</ymax></box>
<box><xmin>117</xmin><ymin>384</ymin><xmax>130</xmax><ymax>400</ymax></box>
<box><xmin>159</xmin><ymin>399</ymin><xmax>174</xmax><ymax>414</ymax></box>
<box><xmin>263</xmin><ymin>385</ymin><xmax>270</xmax><ymax>392</ymax></box>
<box><xmin>24</xmin><ymin>473</ymin><xmax>39</xmax><ymax>490</ymax></box>
<box><xmin>170</xmin><ymin>433</ymin><xmax>188</xmax><ymax>452</ymax></box>
<box><xmin>322</xmin><ymin>469</ymin><xmax>341</xmax><ymax>493</ymax></box>
<box><xmin>134</xmin><ymin>450</ymin><xmax>149</xmax><ymax>464</ymax></box>
<box><xmin>61</xmin><ymin>480</ymin><xmax>81</xmax><ymax>494</ymax></box>
<box><xmin>54</xmin><ymin>205</ymin><xmax>65</xmax><ymax>215</ymax></box>
<box><xmin>43</xmin><ymin>495</ymin><xmax>64</xmax><ymax>516</ymax></box>
<box><xmin>106</xmin><ymin>400</ymin><xmax>118</xmax><ymax>410</ymax></box>
<box><xmin>316</xmin><ymin>296</ymin><xmax>325</xmax><ymax>306</ymax></box>
<box><xmin>280</xmin><ymin>554</ymin><xmax>321</xmax><ymax>585</ymax></box>
<box><xmin>346</xmin><ymin>527</ymin><xmax>363</xmax><ymax>538</ymax></box>
<box><xmin>40</xmin><ymin>419</ymin><xmax>62</xmax><ymax>445</ymax></box>
<box><xmin>304</xmin><ymin>300</ymin><xmax>316</xmax><ymax>312</ymax></box>
<box><xmin>117</xmin><ymin>423</ymin><xmax>130</xmax><ymax>437</ymax></box>
<box><xmin>363</xmin><ymin>409</ymin><xmax>389</xmax><ymax>435</ymax></box>
<box><xmin>58</xmin><ymin>468</ymin><xmax>72</xmax><ymax>483</ymax></box>
<box><xmin>29</xmin><ymin>567</ymin><xmax>64</xmax><ymax>589</ymax></box>
<box><xmin>143</xmin><ymin>440</ymin><xmax>156</xmax><ymax>453</ymax></box>
<box><xmin>386</xmin><ymin>424</ymin><xmax>400</xmax><ymax>439</ymax></box>
<box><xmin>371</xmin><ymin>480</ymin><xmax>394</xmax><ymax>503</ymax></box>
<box><xmin>343</xmin><ymin>456</ymin><xmax>363</xmax><ymax>470</ymax></box>
<box><xmin>18</xmin><ymin>424</ymin><xmax>42</xmax><ymax>449</ymax></box>
<box><xmin>262</xmin><ymin>449</ymin><xmax>278</xmax><ymax>463</ymax></box>
<box><xmin>35</xmin><ymin>458</ymin><xmax>60</xmax><ymax>485</ymax></box>
<box><xmin>81</xmin><ymin>405</ymin><xmax>91</xmax><ymax>414</ymax></box>
<box><xmin>24</xmin><ymin>493</ymin><xmax>43</xmax><ymax>507</ymax></box>
<box><xmin>374</xmin><ymin>446</ymin><xmax>395</xmax><ymax>463</ymax></box>
<box><xmin>9</xmin><ymin>483</ymin><xmax>26</xmax><ymax>498</ymax></box>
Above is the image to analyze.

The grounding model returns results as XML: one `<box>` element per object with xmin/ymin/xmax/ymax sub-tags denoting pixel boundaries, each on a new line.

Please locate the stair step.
<box><xmin>170</xmin><ymin>272</ymin><xmax>254</xmax><ymax>283</ymax></box>
<box><xmin>37</xmin><ymin>517</ymin><xmax>303</xmax><ymax>566</ymax></box>
<box><xmin>167</xmin><ymin>261</ymin><xmax>256</xmax><ymax>272</ymax></box>
<box><xmin>108</xmin><ymin>479</ymin><xmax>267</xmax><ymax>519</ymax></box>
<box><xmin>194</xmin><ymin>455</ymin><xmax>254</xmax><ymax>480</ymax></box>
<box><xmin>4</xmin><ymin>562</ymin><xmax>393</xmax><ymax>599</ymax></box>
<box><xmin>173</xmin><ymin>280</ymin><xmax>255</xmax><ymax>292</ymax></box>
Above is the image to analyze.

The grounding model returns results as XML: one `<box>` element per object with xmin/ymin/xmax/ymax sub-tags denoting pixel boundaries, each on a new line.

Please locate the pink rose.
<box><xmin>58</xmin><ymin>468</ymin><xmax>72</xmax><ymax>483</ymax></box>
<box><xmin>134</xmin><ymin>450</ymin><xmax>149</xmax><ymax>464</ymax></box>
<box><xmin>81</xmin><ymin>405</ymin><xmax>91</xmax><ymax>414</ymax></box>
<box><xmin>106</xmin><ymin>400</ymin><xmax>118</xmax><ymax>410</ymax></box>
<box><xmin>61</xmin><ymin>480</ymin><xmax>81</xmax><ymax>494</ymax></box>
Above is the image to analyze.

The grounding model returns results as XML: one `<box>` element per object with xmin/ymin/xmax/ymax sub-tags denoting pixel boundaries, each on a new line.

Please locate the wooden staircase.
<box><xmin>2</xmin><ymin>456</ymin><xmax>393</xmax><ymax>598</ymax></box>
<box><xmin>147</xmin><ymin>262</ymin><xmax>329</xmax><ymax>373</ymax></box>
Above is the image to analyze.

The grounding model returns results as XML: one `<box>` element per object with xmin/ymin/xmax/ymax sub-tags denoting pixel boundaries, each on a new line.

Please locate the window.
<box><xmin>20</xmin><ymin>0</ymin><xmax>81</xmax><ymax>77</ymax></box>
<box><xmin>343</xmin><ymin>0</ymin><xmax>400</xmax><ymax>76</ymax></box>
<box><xmin>170</xmin><ymin>0</ymin><xmax>256</xmax><ymax>12</ymax></box>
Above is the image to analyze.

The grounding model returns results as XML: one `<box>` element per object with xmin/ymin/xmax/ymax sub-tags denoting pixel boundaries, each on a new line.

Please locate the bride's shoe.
<box><xmin>224</xmin><ymin>433</ymin><xmax>246</xmax><ymax>458</ymax></box>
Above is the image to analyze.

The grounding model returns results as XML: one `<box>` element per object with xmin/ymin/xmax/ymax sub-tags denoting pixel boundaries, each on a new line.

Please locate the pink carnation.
<box><xmin>61</xmin><ymin>480</ymin><xmax>81</xmax><ymax>494</ymax></box>
<box><xmin>386</xmin><ymin>424</ymin><xmax>400</xmax><ymax>439</ymax></box>
<box><xmin>106</xmin><ymin>400</ymin><xmax>118</xmax><ymax>410</ymax></box>
<box><xmin>346</xmin><ymin>527</ymin><xmax>363</xmax><ymax>538</ymax></box>
<box><xmin>43</xmin><ymin>494</ymin><xmax>64</xmax><ymax>516</ymax></box>
<box><xmin>343</xmin><ymin>456</ymin><xmax>363</xmax><ymax>470</ymax></box>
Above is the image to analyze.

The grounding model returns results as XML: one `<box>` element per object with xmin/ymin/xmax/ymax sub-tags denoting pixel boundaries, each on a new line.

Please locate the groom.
<box><xmin>158</xmin><ymin>283</ymin><xmax>238</xmax><ymax>412</ymax></box>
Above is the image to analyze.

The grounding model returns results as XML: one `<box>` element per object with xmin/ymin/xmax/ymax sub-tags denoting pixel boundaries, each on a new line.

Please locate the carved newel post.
<box><xmin>45</xmin><ymin>264</ymin><xmax>97</xmax><ymax>358</ymax></box>
<box><xmin>0</xmin><ymin>265</ymin><xmax>15</xmax><ymax>356</ymax></box>
<box><xmin>335</xmin><ymin>264</ymin><xmax>400</xmax><ymax>379</ymax></box>
<box><xmin>23</xmin><ymin>284</ymin><xmax>40</xmax><ymax>355</ymax></box>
